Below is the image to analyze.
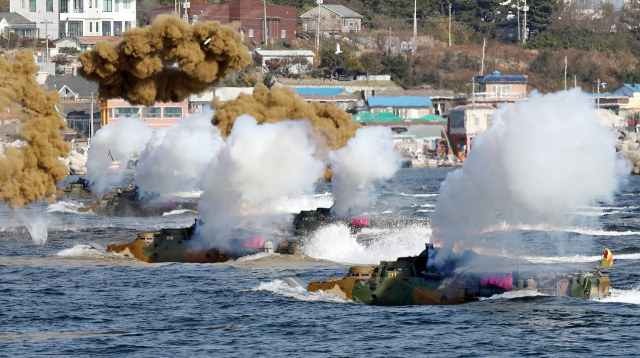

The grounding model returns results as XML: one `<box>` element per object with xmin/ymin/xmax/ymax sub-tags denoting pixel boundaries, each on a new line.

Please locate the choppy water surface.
<box><xmin>2</xmin><ymin>168</ymin><xmax>640</xmax><ymax>356</ymax></box>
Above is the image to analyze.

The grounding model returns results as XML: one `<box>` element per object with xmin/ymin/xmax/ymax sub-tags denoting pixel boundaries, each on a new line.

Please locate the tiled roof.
<box><xmin>615</xmin><ymin>84</ymin><xmax>640</xmax><ymax>92</ymax></box>
<box><xmin>321</xmin><ymin>5</ymin><xmax>363</xmax><ymax>18</ymax></box>
<box><xmin>293</xmin><ymin>87</ymin><xmax>352</xmax><ymax>96</ymax></box>
<box><xmin>0</xmin><ymin>12</ymin><xmax>34</xmax><ymax>26</ymax></box>
<box><xmin>368</xmin><ymin>96</ymin><xmax>432</xmax><ymax>107</ymax></box>
<box><xmin>474</xmin><ymin>75</ymin><xmax>528</xmax><ymax>83</ymax></box>
<box><xmin>375</xmin><ymin>89</ymin><xmax>454</xmax><ymax>98</ymax></box>
<box><xmin>44</xmin><ymin>76</ymin><xmax>98</xmax><ymax>98</ymax></box>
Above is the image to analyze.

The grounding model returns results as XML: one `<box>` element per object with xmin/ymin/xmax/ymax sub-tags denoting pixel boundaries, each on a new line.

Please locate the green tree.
<box><xmin>358</xmin><ymin>53</ymin><xmax>382</xmax><ymax>77</ymax></box>
<box><xmin>381</xmin><ymin>55</ymin><xmax>409</xmax><ymax>85</ymax></box>
<box><xmin>319</xmin><ymin>44</ymin><xmax>349</xmax><ymax>78</ymax></box>
<box><xmin>263</xmin><ymin>73</ymin><xmax>275</xmax><ymax>88</ymax></box>
<box><xmin>59</xmin><ymin>47</ymin><xmax>80</xmax><ymax>56</ymax></box>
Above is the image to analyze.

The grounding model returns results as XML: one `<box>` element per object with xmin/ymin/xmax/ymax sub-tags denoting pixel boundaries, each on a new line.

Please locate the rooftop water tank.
<box><xmin>493</xmin><ymin>71</ymin><xmax>501</xmax><ymax>75</ymax></box>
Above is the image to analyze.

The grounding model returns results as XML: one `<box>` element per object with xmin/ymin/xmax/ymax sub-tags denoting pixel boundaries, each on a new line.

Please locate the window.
<box><xmin>89</xmin><ymin>0</ymin><xmax>91</xmax><ymax>7</ymax></box>
<box><xmin>95</xmin><ymin>0</ymin><xmax>97</xmax><ymax>7</ymax></box>
<box><xmin>89</xmin><ymin>22</ymin><xmax>92</xmax><ymax>32</ymax></box>
<box><xmin>102</xmin><ymin>21</ymin><xmax>111</xmax><ymax>36</ymax></box>
<box><xmin>491</xmin><ymin>85</ymin><xmax>511</xmax><ymax>98</ymax></box>
<box><xmin>68</xmin><ymin>21</ymin><xmax>83</xmax><ymax>36</ymax></box>
<box><xmin>123</xmin><ymin>0</ymin><xmax>131</xmax><ymax>8</ymax></box>
<box><xmin>248</xmin><ymin>29</ymin><xmax>253</xmax><ymax>38</ymax></box>
<box><xmin>81</xmin><ymin>44</ymin><xmax>87</xmax><ymax>51</ymax></box>
<box><xmin>280</xmin><ymin>30</ymin><xmax>285</xmax><ymax>38</ymax></box>
<box><xmin>59</xmin><ymin>21</ymin><xmax>66</xmax><ymax>37</ymax></box>
<box><xmin>115</xmin><ymin>0</ymin><xmax>118</xmax><ymax>11</ymax></box>
<box><xmin>143</xmin><ymin>107</ymin><xmax>161</xmax><ymax>118</ymax></box>
<box><xmin>474</xmin><ymin>116</ymin><xmax>479</xmax><ymax>126</ymax></box>
<box><xmin>192</xmin><ymin>15</ymin><xmax>198</xmax><ymax>22</ymax></box>
<box><xmin>164</xmin><ymin>107</ymin><xmax>182</xmax><ymax>118</ymax></box>
<box><xmin>103</xmin><ymin>0</ymin><xmax>111</xmax><ymax>11</ymax></box>
<box><xmin>114</xmin><ymin>21</ymin><xmax>122</xmax><ymax>35</ymax></box>
<box><xmin>124</xmin><ymin>21</ymin><xmax>131</xmax><ymax>31</ymax></box>
<box><xmin>29</xmin><ymin>0</ymin><xmax>36</xmax><ymax>12</ymax></box>
<box><xmin>73</xmin><ymin>0</ymin><xmax>83</xmax><ymax>12</ymax></box>
<box><xmin>47</xmin><ymin>0</ymin><xmax>53</xmax><ymax>11</ymax></box>
<box><xmin>21</xmin><ymin>0</ymin><xmax>24</xmax><ymax>9</ymax></box>
<box><xmin>115</xmin><ymin>107</ymin><xmax>140</xmax><ymax>117</ymax></box>
<box><xmin>96</xmin><ymin>22</ymin><xmax>99</xmax><ymax>32</ymax></box>
<box><xmin>343</xmin><ymin>19</ymin><xmax>348</xmax><ymax>26</ymax></box>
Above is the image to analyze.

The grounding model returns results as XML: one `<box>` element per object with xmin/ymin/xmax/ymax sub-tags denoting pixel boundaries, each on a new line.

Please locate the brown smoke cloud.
<box><xmin>212</xmin><ymin>84</ymin><xmax>360</xmax><ymax>178</ymax></box>
<box><xmin>0</xmin><ymin>50</ymin><xmax>70</xmax><ymax>207</ymax></box>
<box><xmin>78</xmin><ymin>15</ymin><xmax>252</xmax><ymax>106</ymax></box>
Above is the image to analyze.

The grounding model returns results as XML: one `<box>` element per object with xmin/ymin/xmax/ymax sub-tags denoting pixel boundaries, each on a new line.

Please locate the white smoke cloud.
<box><xmin>430</xmin><ymin>89</ymin><xmax>630</xmax><ymax>254</ymax></box>
<box><xmin>196</xmin><ymin>115</ymin><xmax>326</xmax><ymax>245</ymax></box>
<box><xmin>86</xmin><ymin>117</ymin><xmax>153</xmax><ymax>194</ymax></box>
<box><xmin>136</xmin><ymin>111</ymin><xmax>225</xmax><ymax>195</ymax></box>
<box><xmin>329</xmin><ymin>126</ymin><xmax>402</xmax><ymax>215</ymax></box>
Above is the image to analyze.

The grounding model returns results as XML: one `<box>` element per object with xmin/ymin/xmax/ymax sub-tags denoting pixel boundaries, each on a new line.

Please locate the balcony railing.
<box><xmin>472</xmin><ymin>92</ymin><xmax>525</xmax><ymax>100</ymax></box>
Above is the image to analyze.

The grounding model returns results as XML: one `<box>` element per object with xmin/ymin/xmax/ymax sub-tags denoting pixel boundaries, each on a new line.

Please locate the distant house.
<box><xmin>300</xmin><ymin>5</ymin><xmax>363</xmax><ymax>34</ymax></box>
<box><xmin>366</xmin><ymin>96</ymin><xmax>433</xmax><ymax>120</ymax></box>
<box><xmin>55</xmin><ymin>36</ymin><xmax>121</xmax><ymax>52</ymax></box>
<box><xmin>613</xmin><ymin>84</ymin><xmax>640</xmax><ymax>119</ymax></box>
<box><xmin>255</xmin><ymin>50</ymin><xmax>315</xmax><ymax>74</ymax></box>
<box><xmin>447</xmin><ymin>105</ymin><xmax>496</xmax><ymax>158</ymax></box>
<box><xmin>190</xmin><ymin>87</ymin><xmax>255</xmax><ymax>113</ymax></box>
<box><xmin>44</xmin><ymin>76</ymin><xmax>98</xmax><ymax>100</ymax></box>
<box><xmin>468</xmin><ymin>71</ymin><xmax>528</xmax><ymax>106</ymax></box>
<box><xmin>0</xmin><ymin>12</ymin><xmax>37</xmax><ymax>39</ymax></box>
<box><xmin>109</xmin><ymin>98</ymin><xmax>189</xmax><ymax>132</ymax></box>
<box><xmin>374</xmin><ymin>89</ymin><xmax>454</xmax><ymax>116</ymax></box>
<box><xmin>149</xmin><ymin>0</ymin><xmax>296</xmax><ymax>42</ymax></box>
<box><xmin>293</xmin><ymin>87</ymin><xmax>359</xmax><ymax>110</ymax></box>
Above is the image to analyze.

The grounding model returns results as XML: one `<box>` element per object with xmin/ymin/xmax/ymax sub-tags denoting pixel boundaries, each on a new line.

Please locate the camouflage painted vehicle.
<box><xmin>292</xmin><ymin>206</ymin><xmax>431</xmax><ymax>235</ymax></box>
<box><xmin>56</xmin><ymin>178</ymin><xmax>94</xmax><ymax>199</ymax></box>
<box><xmin>78</xmin><ymin>186</ymin><xmax>198</xmax><ymax>217</ymax></box>
<box><xmin>283</xmin><ymin>244</ymin><xmax>611</xmax><ymax>305</ymax></box>
<box><xmin>89</xmin><ymin>221</ymin><xmax>299</xmax><ymax>263</ymax></box>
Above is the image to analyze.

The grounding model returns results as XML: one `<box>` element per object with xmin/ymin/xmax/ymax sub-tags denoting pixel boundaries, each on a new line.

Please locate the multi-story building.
<box><xmin>467</xmin><ymin>72</ymin><xmax>528</xmax><ymax>106</ymax></box>
<box><xmin>149</xmin><ymin>0</ymin><xmax>296</xmax><ymax>42</ymax></box>
<box><xmin>300</xmin><ymin>5</ymin><xmax>362</xmax><ymax>34</ymax></box>
<box><xmin>10</xmin><ymin>0</ymin><xmax>136</xmax><ymax>40</ymax></box>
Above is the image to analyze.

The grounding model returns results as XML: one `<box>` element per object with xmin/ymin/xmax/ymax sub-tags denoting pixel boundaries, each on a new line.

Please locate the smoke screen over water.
<box><xmin>78</xmin><ymin>15</ymin><xmax>251</xmax><ymax>106</ymax></box>
<box><xmin>430</xmin><ymin>89</ymin><xmax>629</xmax><ymax>259</ymax></box>
<box><xmin>0</xmin><ymin>51</ymin><xmax>69</xmax><ymax>207</ymax></box>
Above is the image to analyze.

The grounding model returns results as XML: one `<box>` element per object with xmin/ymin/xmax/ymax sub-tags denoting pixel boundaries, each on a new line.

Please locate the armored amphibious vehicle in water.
<box><xmin>282</xmin><ymin>244</ymin><xmax>611</xmax><ymax>305</ymax></box>
<box><xmin>89</xmin><ymin>221</ymin><xmax>300</xmax><ymax>263</ymax></box>
<box><xmin>55</xmin><ymin>177</ymin><xmax>95</xmax><ymax>199</ymax></box>
<box><xmin>79</xmin><ymin>184</ymin><xmax>198</xmax><ymax>217</ymax></box>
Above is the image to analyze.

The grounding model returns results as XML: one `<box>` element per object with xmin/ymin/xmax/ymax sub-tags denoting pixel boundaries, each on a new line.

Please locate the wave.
<box><xmin>162</xmin><ymin>209</ymin><xmax>198</xmax><ymax>216</ymax></box>
<box><xmin>234</xmin><ymin>252</ymin><xmax>277</xmax><ymax>262</ymax></box>
<box><xmin>399</xmin><ymin>192</ymin><xmax>439</xmax><ymax>197</ymax></box>
<box><xmin>55</xmin><ymin>244</ymin><xmax>139</xmax><ymax>262</ymax></box>
<box><xmin>482</xmin><ymin>222</ymin><xmax>639</xmax><ymax>236</ymax></box>
<box><xmin>301</xmin><ymin>223</ymin><xmax>431</xmax><ymax>264</ymax></box>
<box><xmin>46</xmin><ymin>201</ymin><xmax>85</xmax><ymax>214</ymax></box>
<box><xmin>600</xmin><ymin>287</ymin><xmax>640</xmax><ymax>305</ymax></box>
<box><xmin>480</xmin><ymin>290</ymin><xmax>547</xmax><ymax>301</ymax></box>
<box><xmin>521</xmin><ymin>252</ymin><xmax>640</xmax><ymax>264</ymax></box>
<box><xmin>570</xmin><ymin>211</ymin><xmax>632</xmax><ymax>217</ymax></box>
<box><xmin>253</xmin><ymin>280</ymin><xmax>353</xmax><ymax>304</ymax></box>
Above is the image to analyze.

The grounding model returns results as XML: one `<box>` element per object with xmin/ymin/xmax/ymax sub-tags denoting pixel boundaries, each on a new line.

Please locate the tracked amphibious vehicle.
<box><xmin>89</xmin><ymin>221</ymin><xmax>299</xmax><ymax>263</ymax></box>
<box><xmin>283</xmin><ymin>244</ymin><xmax>611</xmax><ymax>305</ymax></box>
<box><xmin>56</xmin><ymin>177</ymin><xmax>95</xmax><ymax>199</ymax></box>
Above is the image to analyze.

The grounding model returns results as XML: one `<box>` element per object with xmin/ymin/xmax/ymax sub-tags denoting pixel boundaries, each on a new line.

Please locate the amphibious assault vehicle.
<box><xmin>55</xmin><ymin>177</ymin><xmax>94</xmax><ymax>199</ymax></box>
<box><xmin>79</xmin><ymin>185</ymin><xmax>198</xmax><ymax>217</ymax></box>
<box><xmin>89</xmin><ymin>221</ymin><xmax>299</xmax><ymax>263</ymax></box>
<box><xmin>283</xmin><ymin>244</ymin><xmax>611</xmax><ymax>305</ymax></box>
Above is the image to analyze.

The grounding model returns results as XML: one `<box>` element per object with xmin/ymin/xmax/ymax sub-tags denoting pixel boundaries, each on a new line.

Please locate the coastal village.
<box><xmin>1</xmin><ymin>0</ymin><xmax>639</xmax><ymax>172</ymax></box>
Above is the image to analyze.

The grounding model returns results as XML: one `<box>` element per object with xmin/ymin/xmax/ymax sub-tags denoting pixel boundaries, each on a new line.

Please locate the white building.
<box><xmin>10</xmin><ymin>0</ymin><xmax>136</xmax><ymax>40</ymax></box>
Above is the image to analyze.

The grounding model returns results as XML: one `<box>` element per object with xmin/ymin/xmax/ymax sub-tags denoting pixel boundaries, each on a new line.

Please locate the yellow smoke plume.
<box><xmin>0</xmin><ymin>51</ymin><xmax>70</xmax><ymax>207</ymax></box>
<box><xmin>212</xmin><ymin>84</ymin><xmax>360</xmax><ymax>178</ymax></box>
<box><xmin>78</xmin><ymin>15</ymin><xmax>252</xmax><ymax>106</ymax></box>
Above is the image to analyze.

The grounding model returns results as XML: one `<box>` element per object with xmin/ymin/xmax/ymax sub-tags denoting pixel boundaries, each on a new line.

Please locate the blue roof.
<box><xmin>292</xmin><ymin>87</ymin><xmax>353</xmax><ymax>96</ymax></box>
<box><xmin>586</xmin><ymin>93</ymin><xmax>625</xmax><ymax>98</ymax></box>
<box><xmin>368</xmin><ymin>96</ymin><xmax>432</xmax><ymax>107</ymax></box>
<box><xmin>615</xmin><ymin>84</ymin><xmax>640</xmax><ymax>92</ymax></box>
<box><xmin>474</xmin><ymin>75</ymin><xmax>528</xmax><ymax>83</ymax></box>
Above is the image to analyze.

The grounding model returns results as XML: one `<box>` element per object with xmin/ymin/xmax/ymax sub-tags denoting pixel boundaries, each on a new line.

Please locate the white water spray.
<box><xmin>136</xmin><ymin>111</ymin><xmax>225</xmax><ymax>195</ymax></box>
<box><xmin>24</xmin><ymin>215</ymin><xmax>49</xmax><ymax>245</ymax></box>
<box><xmin>329</xmin><ymin>126</ymin><xmax>401</xmax><ymax>215</ymax></box>
<box><xmin>430</xmin><ymin>89</ymin><xmax>630</xmax><ymax>258</ymax></box>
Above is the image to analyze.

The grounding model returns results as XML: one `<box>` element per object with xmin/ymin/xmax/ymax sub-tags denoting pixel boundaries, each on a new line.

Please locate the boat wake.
<box><xmin>55</xmin><ymin>244</ymin><xmax>139</xmax><ymax>262</ymax></box>
<box><xmin>301</xmin><ymin>223</ymin><xmax>431</xmax><ymax>264</ymax></box>
<box><xmin>480</xmin><ymin>290</ymin><xmax>547</xmax><ymax>301</ymax></box>
<box><xmin>482</xmin><ymin>222</ymin><xmax>638</xmax><ymax>236</ymax></box>
<box><xmin>162</xmin><ymin>209</ymin><xmax>198</xmax><ymax>216</ymax></box>
<box><xmin>253</xmin><ymin>280</ymin><xmax>353</xmax><ymax>304</ymax></box>
<box><xmin>46</xmin><ymin>201</ymin><xmax>86</xmax><ymax>214</ymax></box>
<box><xmin>600</xmin><ymin>287</ymin><xmax>640</xmax><ymax>305</ymax></box>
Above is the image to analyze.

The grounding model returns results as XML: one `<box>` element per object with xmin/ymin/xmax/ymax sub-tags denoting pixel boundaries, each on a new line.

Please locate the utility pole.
<box><xmin>564</xmin><ymin>56</ymin><xmax>567</xmax><ymax>90</ymax></box>
<box><xmin>45</xmin><ymin>20</ymin><xmax>48</xmax><ymax>62</ymax></box>
<box><xmin>448</xmin><ymin>3</ymin><xmax>452</xmax><ymax>47</ymax></box>
<box><xmin>597</xmin><ymin>78</ymin><xmax>600</xmax><ymax>109</ymax></box>
<box><xmin>90</xmin><ymin>92</ymin><xmax>94</xmax><ymax>138</ymax></box>
<box><xmin>413</xmin><ymin>0</ymin><xmax>417</xmax><ymax>55</ymax></box>
<box><xmin>480</xmin><ymin>37</ymin><xmax>486</xmax><ymax>76</ymax></box>
<box><xmin>574</xmin><ymin>75</ymin><xmax>577</xmax><ymax>88</ymax></box>
<box><xmin>517</xmin><ymin>0</ymin><xmax>520</xmax><ymax>43</ymax></box>
<box><xmin>264</xmin><ymin>0</ymin><xmax>268</xmax><ymax>45</ymax></box>
<box><xmin>472</xmin><ymin>77</ymin><xmax>476</xmax><ymax>108</ymax></box>
<box><xmin>523</xmin><ymin>0</ymin><xmax>527</xmax><ymax>44</ymax></box>
<box><xmin>389</xmin><ymin>27</ymin><xmax>392</xmax><ymax>55</ymax></box>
